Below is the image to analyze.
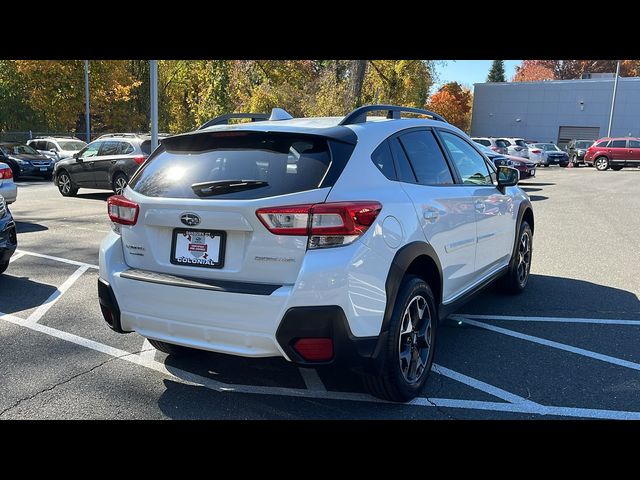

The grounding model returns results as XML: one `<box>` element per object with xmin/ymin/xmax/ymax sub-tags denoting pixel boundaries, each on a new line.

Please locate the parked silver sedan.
<box><xmin>0</xmin><ymin>162</ymin><xmax>18</xmax><ymax>204</ymax></box>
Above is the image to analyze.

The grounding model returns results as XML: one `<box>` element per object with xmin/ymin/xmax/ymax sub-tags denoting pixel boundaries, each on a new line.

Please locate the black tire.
<box><xmin>594</xmin><ymin>156</ymin><xmax>609</xmax><ymax>171</ymax></box>
<box><xmin>560</xmin><ymin>163</ymin><xmax>569</xmax><ymax>168</ymax></box>
<box><xmin>147</xmin><ymin>338</ymin><xmax>193</xmax><ymax>356</ymax></box>
<box><xmin>362</xmin><ymin>276</ymin><xmax>437</xmax><ymax>402</ymax></box>
<box><xmin>500</xmin><ymin>221</ymin><xmax>533</xmax><ymax>294</ymax></box>
<box><xmin>611</xmin><ymin>166</ymin><xmax>623</xmax><ymax>171</ymax></box>
<box><xmin>57</xmin><ymin>171</ymin><xmax>78</xmax><ymax>197</ymax></box>
<box><xmin>112</xmin><ymin>173</ymin><xmax>128</xmax><ymax>195</ymax></box>
<box><xmin>0</xmin><ymin>260</ymin><xmax>9</xmax><ymax>275</ymax></box>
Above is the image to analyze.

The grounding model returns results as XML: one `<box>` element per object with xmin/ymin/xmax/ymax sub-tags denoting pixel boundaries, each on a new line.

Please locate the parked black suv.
<box><xmin>566</xmin><ymin>139</ymin><xmax>595</xmax><ymax>167</ymax></box>
<box><xmin>0</xmin><ymin>195</ymin><xmax>17</xmax><ymax>274</ymax></box>
<box><xmin>53</xmin><ymin>134</ymin><xmax>161</xmax><ymax>196</ymax></box>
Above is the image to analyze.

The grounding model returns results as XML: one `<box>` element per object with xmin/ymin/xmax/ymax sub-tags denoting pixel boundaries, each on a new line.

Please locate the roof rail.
<box><xmin>339</xmin><ymin>104</ymin><xmax>448</xmax><ymax>125</ymax></box>
<box><xmin>197</xmin><ymin>113</ymin><xmax>268</xmax><ymax>130</ymax></box>
<box><xmin>33</xmin><ymin>135</ymin><xmax>78</xmax><ymax>140</ymax></box>
<box><xmin>97</xmin><ymin>133</ymin><xmax>141</xmax><ymax>139</ymax></box>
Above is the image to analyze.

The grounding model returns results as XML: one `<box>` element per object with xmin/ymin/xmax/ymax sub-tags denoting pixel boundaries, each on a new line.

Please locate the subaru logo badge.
<box><xmin>180</xmin><ymin>213</ymin><xmax>201</xmax><ymax>227</ymax></box>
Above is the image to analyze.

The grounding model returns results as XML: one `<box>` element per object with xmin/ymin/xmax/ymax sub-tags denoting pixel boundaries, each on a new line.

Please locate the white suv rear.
<box><xmin>99</xmin><ymin>105</ymin><xmax>534</xmax><ymax>402</ymax></box>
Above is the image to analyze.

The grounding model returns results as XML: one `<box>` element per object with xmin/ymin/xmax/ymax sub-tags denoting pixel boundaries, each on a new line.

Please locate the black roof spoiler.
<box><xmin>197</xmin><ymin>113</ymin><xmax>269</xmax><ymax>130</ymax></box>
<box><xmin>339</xmin><ymin>104</ymin><xmax>448</xmax><ymax>125</ymax></box>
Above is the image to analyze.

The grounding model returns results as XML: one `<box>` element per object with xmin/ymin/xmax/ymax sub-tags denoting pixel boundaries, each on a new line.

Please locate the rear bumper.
<box><xmin>98</xmin><ymin>231</ymin><xmax>388</xmax><ymax>363</ymax></box>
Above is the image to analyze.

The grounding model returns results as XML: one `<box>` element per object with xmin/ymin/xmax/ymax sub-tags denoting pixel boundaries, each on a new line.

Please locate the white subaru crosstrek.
<box><xmin>99</xmin><ymin>105</ymin><xmax>534</xmax><ymax>402</ymax></box>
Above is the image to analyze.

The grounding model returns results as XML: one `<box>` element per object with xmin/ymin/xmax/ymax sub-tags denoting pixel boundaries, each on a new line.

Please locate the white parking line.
<box><xmin>26</xmin><ymin>266</ymin><xmax>89</xmax><ymax>324</ymax></box>
<box><xmin>2</xmin><ymin>309</ymin><xmax>640</xmax><ymax>419</ymax></box>
<box><xmin>139</xmin><ymin>339</ymin><xmax>156</xmax><ymax>362</ymax></box>
<box><xmin>452</xmin><ymin>314</ymin><xmax>640</xmax><ymax>326</ymax></box>
<box><xmin>8</xmin><ymin>252</ymin><xmax>26</xmax><ymax>263</ymax></box>
<box><xmin>298</xmin><ymin>368</ymin><xmax>327</xmax><ymax>392</ymax></box>
<box><xmin>459</xmin><ymin>318</ymin><xmax>640</xmax><ymax>371</ymax></box>
<box><xmin>15</xmin><ymin>249</ymin><xmax>98</xmax><ymax>269</ymax></box>
<box><xmin>432</xmin><ymin>364</ymin><xmax>540</xmax><ymax>406</ymax></box>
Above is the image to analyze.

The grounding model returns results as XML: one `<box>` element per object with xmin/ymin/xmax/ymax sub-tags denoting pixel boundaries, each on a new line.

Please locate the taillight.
<box><xmin>256</xmin><ymin>201</ymin><xmax>382</xmax><ymax>249</ymax></box>
<box><xmin>0</xmin><ymin>167</ymin><xmax>13</xmax><ymax>179</ymax></box>
<box><xmin>107</xmin><ymin>195</ymin><xmax>139</xmax><ymax>226</ymax></box>
<box><xmin>530</xmin><ymin>149</ymin><xmax>541</xmax><ymax>154</ymax></box>
<box><xmin>133</xmin><ymin>155</ymin><xmax>145</xmax><ymax>165</ymax></box>
<box><xmin>490</xmin><ymin>146</ymin><xmax>499</xmax><ymax>151</ymax></box>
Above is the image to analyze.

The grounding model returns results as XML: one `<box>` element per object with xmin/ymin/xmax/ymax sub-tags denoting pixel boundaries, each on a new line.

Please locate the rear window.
<box><xmin>474</xmin><ymin>139</ymin><xmax>490</xmax><ymax>147</ymax></box>
<box><xmin>129</xmin><ymin>132</ymin><xmax>352</xmax><ymax>200</ymax></box>
<box><xmin>596</xmin><ymin>140</ymin><xmax>610</xmax><ymax>148</ymax></box>
<box><xmin>141</xmin><ymin>140</ymin><xmax>152</xmax><ymax>155</ymax></box>
<box><xmin>515</xmin><ymin>140</ymin><xmax>527</xmax><ymax>147</ymax></box>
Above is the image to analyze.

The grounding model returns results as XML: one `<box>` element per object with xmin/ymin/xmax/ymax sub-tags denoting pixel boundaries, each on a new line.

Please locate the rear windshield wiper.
<box><xmin>191</xmin><ymin>179</ymin><xmax>269</xmax><ymax>197</ymax></box>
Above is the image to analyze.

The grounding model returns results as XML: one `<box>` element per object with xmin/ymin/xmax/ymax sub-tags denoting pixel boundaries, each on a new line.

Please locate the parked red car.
<box><xmin>584</xmin><ymin>137</ymin><xmax>640</xmax><ymax>171</ymax></box>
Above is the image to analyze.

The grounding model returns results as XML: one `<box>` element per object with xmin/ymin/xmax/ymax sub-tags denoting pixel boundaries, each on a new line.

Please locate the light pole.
<box><xmin>607</xmin><ymin>60</ymin><xmax>621</xmax><ymax>137</ymax></box>
<box><xmin>84</xmin><ymin>60</ymin><xmax>90</xmax><ymax>142</ymax></box>
<box><xmin>150</xmin><ymin>60</ymin><xmax>158</xmax><ymax>150</ymax></box>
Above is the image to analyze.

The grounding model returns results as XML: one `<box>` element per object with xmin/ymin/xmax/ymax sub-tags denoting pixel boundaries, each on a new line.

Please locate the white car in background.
<box><xmin>0</xmin><ymin>162</ymin><xmax>17</xmax><ymax>204</ymax></box>
<box><xmin>27</xmin><ymin>136</ymin><xmax>87</xmax><ymax>163</ymax></box>
<box><xmin>500</xmin><ymin>138</ymin><xmax>529</xmax><ymax>159</ymax></box>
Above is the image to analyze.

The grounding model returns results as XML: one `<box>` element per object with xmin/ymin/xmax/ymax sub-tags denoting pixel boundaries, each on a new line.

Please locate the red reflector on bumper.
<box><xmin>293</xmin><ymin>338</ymin><xmax>334</xmax><ymax>362</ymax></box>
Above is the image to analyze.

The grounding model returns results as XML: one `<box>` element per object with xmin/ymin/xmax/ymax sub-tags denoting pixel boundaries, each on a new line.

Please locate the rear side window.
<box><xmin>629</xmin><ymin>140</ymin><xmax>640</xmax><ymax>148</ymax></box>
<box><xmin>141</xmin><ymin>140</ymin><xmax>152</xmax><ymax>155</ymax></box>
<box><xmin>371</xmin><ymin>141</ymin><xmax>397</xmax><ymax>180</ymax></box>
<box><xmin>495</xmin><ymin>139</ymin><xmax>509</xmax><ymax>148</ymax></box>
<box><xmin>515</xmin><ymin>140</ymin><xmax>527</xmax><ymax>147</ymax></box>
<box><xmin>129</xmin><ymin>132</ymin><xmax>351</xmax><ymax>200</ymax></box>
<box><xmin>119</xmin><ymin>142</ymin><xmax>134</xmax><ymax>154</ymax></box>
<box><xmin>99</xmin><ymin>141</ymin><xmax>119</xmax><ymax>156</ymax></box>
<box><xmin>475</xmin><ymin>139</ymin><xmax>490</xmax><ymax>146</ymax></box>
<box><xmin>389</xmin><ymin>138</ymin><xmax>417</xmax><ymax>183</ymax></box>
<box><xmin>596</xmin><ymin>140</ymin><xmax>610</xmax><ymax>147</ymax></box>
<box><xmin>610</xmin><ymin>140</ymin><xmax>626</xmax><ymax>148</ymax></box>
<box><xmin>398</xmin><ymin>130</ymin><xmax>453</xmax><ymax>185</ymax></box>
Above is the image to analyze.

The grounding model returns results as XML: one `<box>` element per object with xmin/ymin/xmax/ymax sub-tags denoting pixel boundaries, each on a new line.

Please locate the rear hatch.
<box><xmin>119</xmin><ymin>130</ymin><xmax>355</xmax><ymax>285</ymax></box>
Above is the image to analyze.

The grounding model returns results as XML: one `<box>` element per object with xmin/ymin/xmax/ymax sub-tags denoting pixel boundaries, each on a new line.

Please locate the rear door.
<box><xmin>122</xmin><ymin>131</ymin><xmax>352</xmax><ymax>285</ymax></box>
<box><xmin>94</xmin><ymin>140</ymin><xmax>120</xmax><ymax>187</ymax></box>
<box><xmin>70</xmin><ymin>141</ymin><xmax>101</xmax><ymax>185</ymax></box>
<box><xmin>390</xmin><ymin>129</ymin><xmax>478</xmax><ymax>301</ymax></box>
<box><xmin>438</xmin><ymin>130</ymin><xmax>514</xmax><ymax>278</ymax></box>
<box><xmin>627</xmin><ymin>139</ymin><xmax>640</xmax><ymax>166</ymax></box>
<box><xmin>607</xmin><ymin>139</ymin><xmax>627</xmax><ymax>165</ymax></box>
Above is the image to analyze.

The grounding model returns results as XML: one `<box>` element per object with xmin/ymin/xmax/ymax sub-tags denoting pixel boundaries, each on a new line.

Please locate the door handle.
<box><xmin>423</xmin><ymin>209</ymin><xmax>439</xmax><ymax>222</ymax></box>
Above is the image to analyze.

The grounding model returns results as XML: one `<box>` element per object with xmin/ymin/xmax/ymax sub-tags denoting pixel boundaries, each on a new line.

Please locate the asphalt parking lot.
<box><xmin>1</xmin><ymin>166</ymin><xmax>639</xmax><ymax>419</ymax></box>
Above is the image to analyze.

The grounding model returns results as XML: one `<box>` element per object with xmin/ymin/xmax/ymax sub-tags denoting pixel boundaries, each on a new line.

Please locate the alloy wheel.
<box><xmin>59</xmin><ymin>174</ymin><xmax>71</xmax><ymax>195</ymax></box>
<box><xmin>517</xmin><ymin>231</ymin><xmax>531</xmax><ymax>286</ymax></box>
<box><xmin>114</xmin><ymin>177</ymin><xmax>127</xmax><ymax>195</ymax></box>
<box><xmin>398</xmin><ymin>295</ymin><xmax>433</xmax><ymax>384</ymax></box>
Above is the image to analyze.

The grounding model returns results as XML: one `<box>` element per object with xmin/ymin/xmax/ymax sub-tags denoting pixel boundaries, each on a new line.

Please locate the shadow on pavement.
<box><xmin>15</xmin><ymin>221</ymin><xmax>48</xmax><ymax>234</ymax></box>
<box><xmin>76</xmin><ymin>192</ymin><xmax>113</xmax><ymax>201</ymax></box>
<box><xmin>0</xmin><ymin>274</ymin><xmax>57</xmax><ymax>314</ymax></box>
<box><xmin>461</xmin><ymin>273</ymin><xmax>640</xmax><ymax>320</ymax></box>
<box><xmin>528</xmin><ymin>195</ymin><xmax>548</xmax><ymax>202</ymax></box>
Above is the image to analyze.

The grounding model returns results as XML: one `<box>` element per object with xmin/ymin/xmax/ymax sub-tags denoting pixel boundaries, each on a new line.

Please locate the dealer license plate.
<box><xmin>170</xmin><ymin>228</ymin><xmax>225</xmax><ymax>269</ymax></box>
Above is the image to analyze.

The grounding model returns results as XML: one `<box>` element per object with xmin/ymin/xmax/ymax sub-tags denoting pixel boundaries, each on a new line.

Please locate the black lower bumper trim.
<box><xmin>276</xmin><ymin>306</ymin><xmax>377</xmax><ymax>373</ymax></box>
<box><xmin>120</xmin><ymin>268</ymin><xmax>282</xmax><ymax>296</ymax></box>
<box><xmin>98</xmin><ymin>277</ymin><xmax>130</xmax><ymax>333</ymax></box>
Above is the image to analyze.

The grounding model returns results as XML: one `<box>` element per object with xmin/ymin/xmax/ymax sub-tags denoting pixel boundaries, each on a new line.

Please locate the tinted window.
<box><xmin>610</xmin><ymin>139</ymin><xmax>626</xmax><ymax>148</ymax></box>
<box><xmin>129</xmin><ymin>132</ymin><xmax>339</xmax><ymax>200</ymax></box>
<box><xmin>46</xmin><ymin>141</ymin><xmax>57</xmax><ymax>151</ymax></box>
<box><xmin>398</xmin><ymin>130</ymin><xmax>453</xmax><ymax>185</ymax></box>
<box><xmin>440</xmin><ymin>131</ymin><xmax>492</xmax><ymax>185</ymax></box>
<box><xmin>389</xmin><ymin>138</ymin><xmax>417</xmax><ymax>183</ymax></box>
<box><xmin>99</xmin><ymin>141</ymin><xmax>120</xmax><ymax>156</ymax></box>
<box><xmin>495</xmin><ymin>139</ymin><xmax>509</xmax><ymax>148</ymax></box>
<box><xmin>371</xmin><ymin>141</ymin><xmax>396</xmax><ymax>180</ymax></box>
<box><xmin>3</xmin><ymin>144</ymin><xmax>39</xmax><ymax>155</ymax></box>
<box><xmin>141</xmin><ymin>140</ymin><xmax>152</xmax><ymax>155</ymax></box>
<box><xmin>81</xmin><ymin>141</ymin><xmax>101</xmax><ymax>159</ymax></box>
<box><xmin>515</xmin><ymin>140</ymin><xmax>527</xmax><ymax>147</ymax></box>
<box><xmin>629</xmin><ymin>140</ymin><xmax>640</xmax><ymax>148</ymax></box>
<box><xmin>596</xmin><ymin>140</ymin><xmax>610</xmax><ymax>148</ymax></box>
<box><xmin>474</xmin><ymin>139</ymin><xmax>490</xmax><ymax>147</ymax></box>
<box><xmin>575</xmin><ymin>141</ymin><xmax>592</xmax><ymax>149</ymax></box>
<box><xmin>119</xmin><ymin>142</ymin><xmax>135</xmax><ymax>154</ymax></box>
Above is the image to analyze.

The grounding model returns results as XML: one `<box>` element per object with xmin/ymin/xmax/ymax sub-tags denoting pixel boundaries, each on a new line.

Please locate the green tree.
<box><xmin>487</xmin><ymin>60</ymin><xmax>506</xmax><ymax>82</ymax></box>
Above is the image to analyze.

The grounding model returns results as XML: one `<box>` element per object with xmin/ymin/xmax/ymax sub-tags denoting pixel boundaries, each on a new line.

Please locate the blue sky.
<box><xmin>434</xmin><ymin>60</ymin><xmax>522</xmax><ymax>90</ymax></box>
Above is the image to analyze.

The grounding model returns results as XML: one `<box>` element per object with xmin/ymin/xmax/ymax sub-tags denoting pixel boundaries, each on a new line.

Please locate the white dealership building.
<box><xmin>471</xmin><ymin>74</ymin><xmax>640</xmax><ymax>148</ymax></box>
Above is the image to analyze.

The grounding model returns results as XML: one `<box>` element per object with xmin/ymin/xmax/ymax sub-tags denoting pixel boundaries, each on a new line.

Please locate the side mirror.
<box><xmin>497</xmin><ymin>166</ymin><xmax>519</xmax><ymax>189</ymax></box>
